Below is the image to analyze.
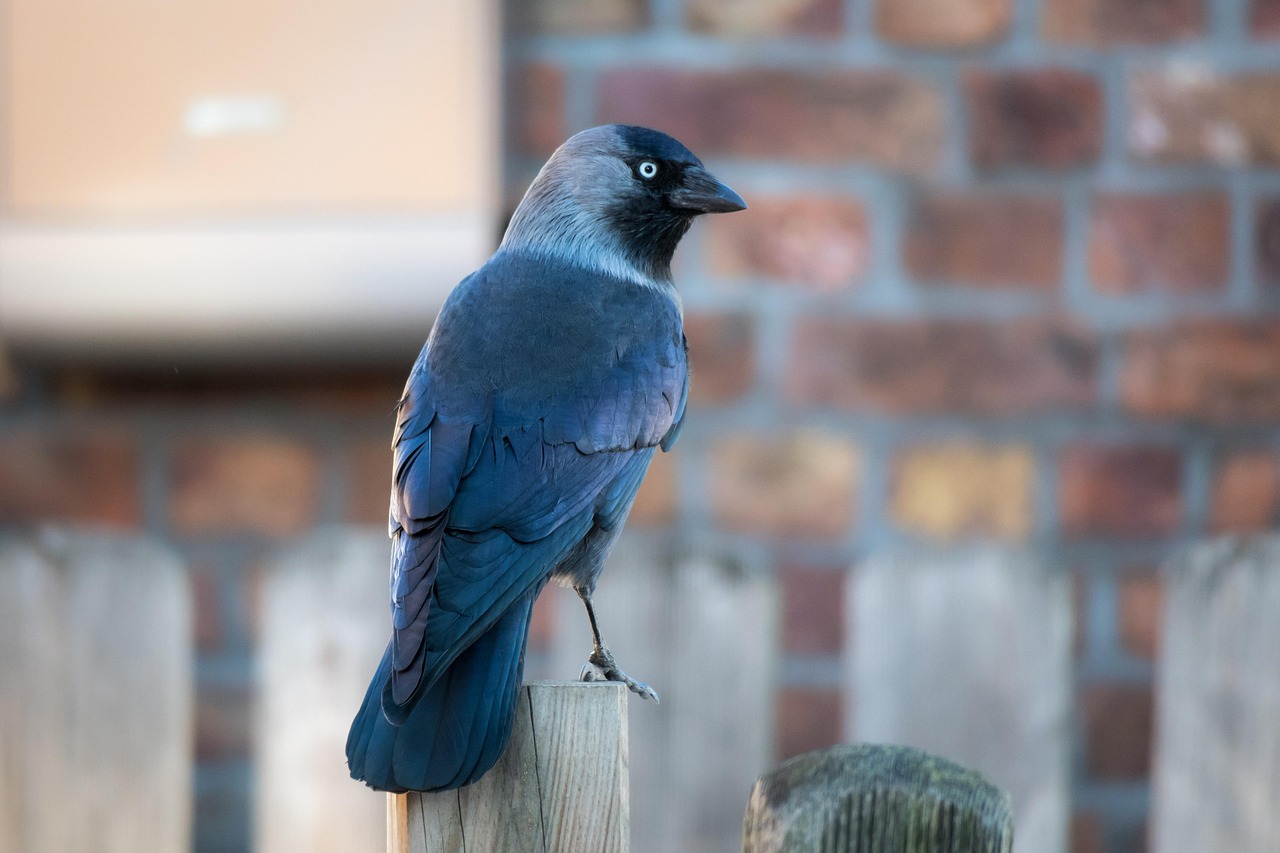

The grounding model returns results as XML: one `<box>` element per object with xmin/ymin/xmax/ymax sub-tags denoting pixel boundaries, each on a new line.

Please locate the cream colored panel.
<box><xmin>9</xmin><ymin>0</ymin><xmax>495</xmax><ymax>216</ymax></box>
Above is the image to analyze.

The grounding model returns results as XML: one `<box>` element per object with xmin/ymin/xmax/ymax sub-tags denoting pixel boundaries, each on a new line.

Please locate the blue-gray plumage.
<box><xmin>345</xmin><ymin>125</ymin><xmax>745</xmax><ymax>793</ymax></box>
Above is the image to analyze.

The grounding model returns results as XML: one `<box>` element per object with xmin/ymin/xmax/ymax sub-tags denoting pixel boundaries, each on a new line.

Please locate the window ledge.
<box><xmin>0</xmin><ymin>215</ymin><xmax>492</xmax><ymax>365</ymax></box>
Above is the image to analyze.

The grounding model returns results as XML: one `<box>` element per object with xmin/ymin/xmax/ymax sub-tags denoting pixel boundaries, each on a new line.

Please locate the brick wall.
<box><xmin>0</xmin><ymin>369</ymin><xmax>411</xmax><ymax>852</ymax></box>
<box><xmin>506</xmin><ymin>2</ymin><xmax>1280</xmax><ymax>851</ymax></box>
<box><xmin>3</xmin><ymin>1</ymin><xmax>1279</xmax><ymax>851</ymax></box>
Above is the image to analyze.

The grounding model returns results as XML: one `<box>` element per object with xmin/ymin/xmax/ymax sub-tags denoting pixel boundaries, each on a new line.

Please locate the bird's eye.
<box><xmin>636</xmin><ymin>160</ymin><xmax>659</xmax><ymax>180</ymax></box>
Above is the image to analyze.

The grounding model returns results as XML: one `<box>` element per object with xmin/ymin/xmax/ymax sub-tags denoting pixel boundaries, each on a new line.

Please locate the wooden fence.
<box><xmin>1151</xmin><ymin>537</ymin><xmax>1280</xmax><ymax>852</ymax></box>
<box><xmin>0</xmin><ymin>530</ymin><xmax>191</xmax><ymax>853</ymax></box>
<box><xmin>847</xmin><ymin>549</ymin><xmax>1072</xmax><ymax>853</ymax></box>
<box><xmin>2</xmin><ymin>527</ymin><xmax>1277</xmax><ymax>852</ymax></box>
<box><xmin>255</xmin><ymin>528</ymin><xmax>388</xmax><ymax>853</ymax></box>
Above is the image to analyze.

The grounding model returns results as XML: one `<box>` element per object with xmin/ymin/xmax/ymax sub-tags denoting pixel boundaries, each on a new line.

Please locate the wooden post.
<box><xmin>256</xmin><ymin>529</ymin><xmax>389</xmax><ymax>853</ymax></box>
<box><xmin>0</xmin><ymin>530</ymin><xmax>192</xmax><ymax>853</ymax></box>
<box><xmin>847</xmin><ymin>549</ymin><xmax>1071</xmax><ymax>853</ymax></box>
<box><xmin>743</xmin><ymin>743</ymin><xmax>1014</xmax><ymax>853</ymax></box>
<box><xmin>388</xmin><ymin>681</ymin><xmax>628</xmax><ymax>853</ymax></box>
<box><xmin>1152</xmin><ymin>536</ymin><xmax>1280</xmax><ymax>853</ymax></box>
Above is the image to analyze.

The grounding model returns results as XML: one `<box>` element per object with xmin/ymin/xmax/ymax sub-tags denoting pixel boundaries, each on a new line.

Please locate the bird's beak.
<box><xmin>669</xmin><ymin>166</ymin><xmax>747</xmax><ymax>214</ymax></box>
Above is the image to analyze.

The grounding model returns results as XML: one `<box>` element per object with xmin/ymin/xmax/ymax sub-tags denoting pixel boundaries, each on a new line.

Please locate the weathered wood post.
<box><xmin>847</xmin><ymin>549</ymin><xmax>1071</xmax><ymax>853</ymax></box>
<box><xmin>1151</xmin><ymin>536</ymin><xmax>1280</xmax><ymax>852</ymax></box>
<box><xmin>257</xmin><ymin>529</ymin><xmax>389</xmax><ymax>853</ymax></box>
<box><xmin>743</xmin><ymin>743</ymin><xmax>1013</xmax><ymax>853</ymax></box>
<box><xmin>388</xmin><ymin>681</ymin><xmax>628</xmax><ymax>853</ymax></box>
<box><xmin>0</xmin><ymin>530</ymin><xmax>192</xmax><ymax>853</ymax></box>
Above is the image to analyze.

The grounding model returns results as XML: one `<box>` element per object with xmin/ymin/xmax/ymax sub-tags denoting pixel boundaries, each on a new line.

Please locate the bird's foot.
<box><xmin>579</xmin><ymin>647</ymin><xmax>660</xmax><ymax>703</ymax></box>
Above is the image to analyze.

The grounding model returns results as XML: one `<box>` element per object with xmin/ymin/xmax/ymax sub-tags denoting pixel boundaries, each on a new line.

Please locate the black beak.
<box><xmin>669</xmin><ymin>166</ymin><xmax>747</xmax><ymax>214</ymax></box>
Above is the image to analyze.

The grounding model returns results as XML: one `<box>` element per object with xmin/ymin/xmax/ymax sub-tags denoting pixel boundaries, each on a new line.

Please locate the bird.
<box><xmin>345</xmin><ymin>124</ymin><xmax>746</xmax><ymax>793</ymax></box>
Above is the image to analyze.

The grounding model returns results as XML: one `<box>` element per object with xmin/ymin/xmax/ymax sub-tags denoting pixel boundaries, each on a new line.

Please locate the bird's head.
<box><xmin>501</xmin><ymin>125</ymin><xmax>746</xmax><ymax>284</ymax></box>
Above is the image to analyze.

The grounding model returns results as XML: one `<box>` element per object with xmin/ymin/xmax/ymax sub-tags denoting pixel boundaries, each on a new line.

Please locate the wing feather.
<box><xmin>380</xmin><ymin>256</ymin><xmax>689</xmax><ymax>720</ymax></box>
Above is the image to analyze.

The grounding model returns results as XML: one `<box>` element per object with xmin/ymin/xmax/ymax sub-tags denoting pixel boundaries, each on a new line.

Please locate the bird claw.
<box><xmin>579</xmin><ymin>648</ymin><xmax>660</xmax><ymax>703</ymax></box>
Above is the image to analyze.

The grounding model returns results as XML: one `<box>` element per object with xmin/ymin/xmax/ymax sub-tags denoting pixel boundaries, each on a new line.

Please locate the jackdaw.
<box><xmin>345</xmin><ymin>124</ymin><xmax>745</xmax><ymax>793</ymax></box>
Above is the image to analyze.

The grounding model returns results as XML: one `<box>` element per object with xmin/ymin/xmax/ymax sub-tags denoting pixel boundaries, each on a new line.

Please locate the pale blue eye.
<box><xmin>637</xmin><ymin>160</ymin><xmax>659</xmax><ymax>180</ymax></box>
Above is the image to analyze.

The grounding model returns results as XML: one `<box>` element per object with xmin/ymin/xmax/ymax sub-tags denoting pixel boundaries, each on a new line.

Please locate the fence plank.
<box><xmin>847</xmin><ymin>548</ymin><xmax>1072</xmax><ymax>853</ymax></box>
<box><xmin>394</xmin><ymin>681</ymin><xmax>627</xmax><ymax>853</ymax></box>
<box><xmin>1152</xmin><ymin>536</ymin><xmax>1280</xmax><ymax>853</ymax></box>
<box><xmin>256</xmin><ymin>527</ymin><xmax>389</xmax><ymax>853</ymax></box>
<box><xmin>0</xmin><ymin>530</ymin><xmax>191</xmax><ymax>853</ymax></box>
<box><xmin>549</xmin><ymin>536</ymin><xmax>778</xmax><ymax>853</ymax></box>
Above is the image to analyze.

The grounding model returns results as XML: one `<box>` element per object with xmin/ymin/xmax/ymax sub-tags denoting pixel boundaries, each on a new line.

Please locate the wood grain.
<box><xmin>395</xmin><ymin>681</ymin><xmax>628</xmax><ymax>853</ymax></box>
<box><xmin>256</xmin><ymin>528</ymin><xmax>389</xmax><ymax>853</ymax></box>
<box><xmin>847</xmin><ymin>548</ymin><xmax>1072</xmax><ymax>853</ymax></box>
<box><xmin>1152</xmin><ymin>536</ymin><xmax>1280</xmax><ymax>853</ymax></box>
<box><xmin>743</xmin><ymin>743</ymin><xmax>1014</xmax><ymax>853</ymax></box>
<box><xmin>0</xmin><ymin>530</ymin><xmax>191</xmax><ymax>853</ymax></box>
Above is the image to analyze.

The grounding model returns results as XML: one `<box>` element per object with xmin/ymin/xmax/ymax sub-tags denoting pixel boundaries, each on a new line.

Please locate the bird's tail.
<box><xmin>345</xmin><ymin>587</ymin><xmax>538</xmax><ymax>792</ymax></box>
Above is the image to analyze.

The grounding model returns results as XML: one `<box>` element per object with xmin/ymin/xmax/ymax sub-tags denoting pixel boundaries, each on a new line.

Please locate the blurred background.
<box><xmin>3</xmin><ymin>0</ymin><xmax>1279</xmax><ymax>851</ymax></box>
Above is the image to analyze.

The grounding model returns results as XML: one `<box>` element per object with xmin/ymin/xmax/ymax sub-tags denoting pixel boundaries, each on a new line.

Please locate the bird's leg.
<box><xmin>576</xmin><ymin>588</ymin><xmax>659</xmax><ymax>703</ymax></box>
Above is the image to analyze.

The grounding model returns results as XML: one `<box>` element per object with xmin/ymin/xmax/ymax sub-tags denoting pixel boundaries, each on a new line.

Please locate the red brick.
<box><xmin>904</xmin><ymin>193</ymin><xmax>1062</xmax><ymax>289</ymax></box>
<box><xmin>1118</xmin><ymin>570</ymin><xmax>1164</xmax><ymax>660</ymax></box>
<box><xmin>966</xmin><ymin>69</ymin><xmax>1102</xmax><ymax>170</ymax></box>
<box><xmin>688</xmin><ymin>0</ymin><xmax>842</xmax><ymax>36</ymax></box>
<box><xmin>710</xmin><ymin>430</ymin><xmax>859</xmax><ymax>538</ymax></box>
<box><xmin>1209</xmin><ymin>450</ymin><xmax>1280</xmax><ymax>533</ymax></box>
<box><xmin>0</xmin><ymin>349</ymin><xmax>17</xmax><ymax>402</ymax></box>
<box><xmin>512</xmin><ymin>0</ymin><xmax>648</xmax><ymax>34</ymax></box>
<box><xmin>192</xmin><ymin>565</ymin><xmax>225</xmax><ymax>654</ymax></box>
<box><xmin>529</xmin><ymin>587</ymin><xmax>558</xmax><ymax>652</ymax></box>
<box><xmin>346</xmin><ymin>437</ymin><xmax>390</xmax><ymax>526</ymax></box>
<box><xmin>195</xmin><ymin>683</ymin><xmax>253</xmax><ymax>763</ymax></box>
<box><xmin>1044</xmin><ymin>0</ymin><xmax>1204</xmax><ymax>44</ymax></box>
<box><xmin>1080</xmin><ymin>681</ymin><xmax>1154</xmax><ymax>780</ymax></box>
<box><xmin>170</xmin><ymin>436</ymin><xmax>321</xmax><ymax>536</ymax></box>
<box><xmin>510</xmin><ymin>63</ymin><xmax>567</xmax><ymax>159</ymax></box>
<box><xmin>1254</xmin><ymin>198</ymin><xmax>1280</xmax><ymax>289</ymax></box>
<box><xmin>598</xmin><ymin>68</ymin><xmax>945</xmax><ymax>174</ymax></box>
<box><xmin>629</xmin><ymin>446</ymin><xmax>678</xmax><ymax>526</ymax></box>
<box><xmin>1130</xmin><ymin>70</ymin><xmax>1280</xmax><ymax>166</ymax></box>
<box><xmin>780</xmin><ymin>565</ymin><xmax>845</xmax><ymax>656</ymax></box>
<box><xmin>1254</xmin><ymin>0</ymin><xmax>1280</xmax><ymax>36</ymax></box>
<box><xmin>878</xmin><ymin>0</ymin><xmax>1010</xmax><ymax>45</ymax></box>
<box><xmin>0</xmin><ymin>427</ymin><xmax>140</xmax><ymax>527</ymax></box>
<box><xmin>1059</xmin><ymin>445</ymin><xmax>1181</xmax><ymax>537</ymax></box>
<box><xmin>788</xmin><ymin>318</ymin><xmax>1097</xmax><ymax>415</ymax></box>
<box><xmin>1072</xmin><ymin>810</ymin><xmax>1106</xmax><ymax>853</ymax></box>
<box><xmin>1089</xmin><ymin>193</ymin><xmax>1229</xmax><ymax>294</ymax></box>
<box><xmin>776</xmin><ymin>687</ymin><xmax>843</xmax><ymax>760</ymax></box>
<box><xmin>1121</xmin><ymin>322</ymin><xmax>1280</xmax><ymax>422</ymax></box>
<box><xmin>244</xmin><ymin>565</ymin><xmax>265</xmax><ymax>645</ymax></box>
<box><xmin>684</xmin><ymin>313</ymin><xmax>755</xmax><ymax>404</ymax></box>
<box><xmin>705</xmin><ymin>195</ymin><xmax>869</xmax><ymax>290</ymax></box>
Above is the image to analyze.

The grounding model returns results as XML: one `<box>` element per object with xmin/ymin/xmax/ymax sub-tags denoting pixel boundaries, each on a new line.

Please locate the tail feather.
<box><xmin>346</xmin><ymin>587</ymin><xmax>537</xmax><ymax>792</ymax></box>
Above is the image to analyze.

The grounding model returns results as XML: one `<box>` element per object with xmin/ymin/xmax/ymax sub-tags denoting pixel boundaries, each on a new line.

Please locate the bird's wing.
<box><xmin>661</xmin><ymin>333</ymin><xmax>690</xmax><ymax>451</ymax></box>
<box><xmin>384</xmin><ymin>260</ymin><xmax>688</xmax><ymax>718</ymax></box>
<box><xmin>384</xmin><ymin>353</ymin><xmax>486</xmax><ymax>712</ymax></box>
<box><xmin>416</xmin><ymin>321</ymin><xmax>686</xmax><ymax>687</ymax></box>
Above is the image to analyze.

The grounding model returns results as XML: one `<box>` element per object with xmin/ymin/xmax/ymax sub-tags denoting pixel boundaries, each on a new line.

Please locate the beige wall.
<box><xmin>5</xmin><ymin>0</ymin><xmax>497</xmax><ymax>218</ymax></box>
